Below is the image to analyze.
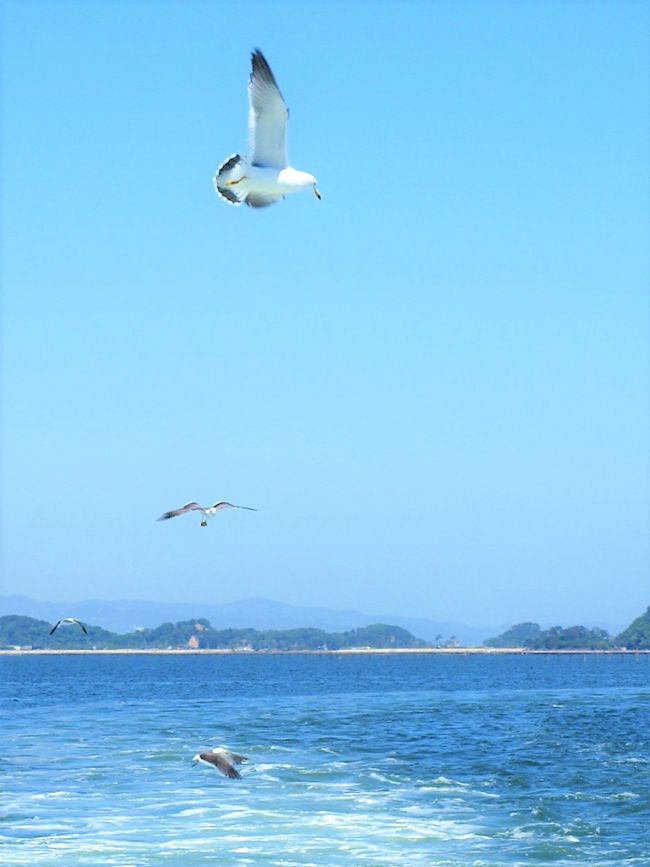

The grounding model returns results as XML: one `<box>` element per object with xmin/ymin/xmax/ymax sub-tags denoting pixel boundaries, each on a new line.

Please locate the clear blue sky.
<box><xmin>2</xmin><ymin>1</ymin><xmax>648</xmax><ymax>629</ymax></box>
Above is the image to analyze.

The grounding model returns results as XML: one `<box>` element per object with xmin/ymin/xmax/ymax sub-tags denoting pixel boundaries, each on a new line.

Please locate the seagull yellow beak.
<box><xmin>314</xmin><ymin>187</ymin><xmax>321</xmax><ymax>200</ymax></box>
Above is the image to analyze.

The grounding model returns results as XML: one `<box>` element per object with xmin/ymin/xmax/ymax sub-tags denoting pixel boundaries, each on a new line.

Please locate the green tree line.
<box><xmin>484</xmin><ymin>605</ymin><xmax>650</xmax><ymax>650</ymax></box>
<box><xmin>0</xmin><ymin>615</ymin><xmax>430</xmax><ymax>651</ymax></box>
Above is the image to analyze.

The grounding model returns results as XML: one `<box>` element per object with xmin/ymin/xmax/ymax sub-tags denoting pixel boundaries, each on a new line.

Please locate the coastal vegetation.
<box><xmin>615</xmin><ymin>606</ymin><xmax>650</xmax><ymax>650</ymax></box>
<box><xmin>484</xmin><ymin>607</ymin><xmax>650</xmax><ymax>650</ymax></box>
<box><xmin>0</xmin><ymin>615</ymin><xmax>429</xmax><ymax>651</ymax></box>
<box><xmin>526</xmin><ymin>625</ymin><xmax>613</xmax><ymax>650</ymax></box>
<box><xmin>483</xmin><ymin>622</ymin><xmax>542</xmax><ymax>648</ymax></box>
<box><xmin>2</xmin><ymin>606</ymin><xmax>649</xmax><ymax>651</ymax></box>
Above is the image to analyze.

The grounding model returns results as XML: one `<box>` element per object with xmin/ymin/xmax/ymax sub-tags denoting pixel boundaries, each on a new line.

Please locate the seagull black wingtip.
<box><xmin>250</xmin><ymin>48</ymin><xmax>280</xmax><ymax>90</ymax></box>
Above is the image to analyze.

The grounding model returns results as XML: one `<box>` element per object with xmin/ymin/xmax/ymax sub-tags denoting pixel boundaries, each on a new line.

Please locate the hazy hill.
<box><xmin>483</xmin><ymin>608</ymin><xmax>650</xmax><ymax>650</ymax></box>
<box><xmin>0</xmin><ymin>614</ymin><xmax>430</xmax><ymax>651</ymax></box>
<box><xmin>0</xmin><ymin>594</ymin><xmax>492</xmax><ymax>645</ymax></box>
<box><xmin>616</xmin><ymin>605</ymin><xmax>650</xmax><ymax>649</ymax></box>
<box><xmin>484</xmin><ymin>622</ymin><xmax>542</xmax><ymax>648</ymax></box>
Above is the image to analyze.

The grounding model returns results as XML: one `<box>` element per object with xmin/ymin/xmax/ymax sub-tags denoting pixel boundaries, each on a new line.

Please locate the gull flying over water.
<box><xmin>192</xmin><ymin>748</ymin><xmax>248</xmax><ymax>779</ymax></box>
<box><xmin>214</xmin><ymin>49</ymin><xmax>321</xmax><ymax>208</ymax></box>
<box><xmin>49</xmin><ymin>617</ymin><xmax>88</xmax><ymax>636</ymax></box>
<box><xmin>157</xmin><ymin>501</ymin><xmax>257</xmax><ymax>527</ymax></box>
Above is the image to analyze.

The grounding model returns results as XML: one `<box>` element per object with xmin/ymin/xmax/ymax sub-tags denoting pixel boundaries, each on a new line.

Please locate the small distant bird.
<box><xmin>157</xmin><ymin>501</ymin><xmax>257</xmax><ymax>527</ymax></box>
<box><xmin>214</xmin><ymin>49</ymin><xmax>321</xmax><ymax>208</ymax></box>
<box><xmin>49</xmin><ymin>617</ymin><xmax>88</xmax><ymax>636</ymax></box>
<box><xmin>192</xmin><ymin>748</ymin><xmax>248</xmax><ymax>779</ymax></box>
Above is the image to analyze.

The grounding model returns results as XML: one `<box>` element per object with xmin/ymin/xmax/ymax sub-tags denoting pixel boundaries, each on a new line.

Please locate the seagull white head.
<box><xmin>277</xmin><ymin>168</ymin><xmax>320</xmax><ymax>199</ymax></box>
<box><xmin>293</xmin><ymin>170</ymin><xmax>321</xmax><ymax>200</ymax></box>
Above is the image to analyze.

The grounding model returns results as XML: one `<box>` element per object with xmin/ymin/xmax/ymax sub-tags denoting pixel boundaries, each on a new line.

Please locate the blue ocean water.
<box><xmin>1</xmin><ymin>652</ymin><xmax>648</xmax><ymax>866</ymax></box>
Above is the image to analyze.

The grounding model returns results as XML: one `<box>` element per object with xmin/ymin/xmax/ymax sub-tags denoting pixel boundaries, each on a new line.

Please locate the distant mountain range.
<box><xmin>0</xmin><ymin>595</ymin><xmax>627</xmax><ymax>647</ymax></box>
<box><xmin>0</xmin><ymin>594</ymin><xmax>496</xmax><ymax>645</ymax></box>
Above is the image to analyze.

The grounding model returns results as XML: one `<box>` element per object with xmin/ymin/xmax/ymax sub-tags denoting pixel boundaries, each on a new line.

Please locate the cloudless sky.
<box><xmin>2</xmin><ymin>1</ymin><xmax>648</xmax><ymax>629</ymax></box>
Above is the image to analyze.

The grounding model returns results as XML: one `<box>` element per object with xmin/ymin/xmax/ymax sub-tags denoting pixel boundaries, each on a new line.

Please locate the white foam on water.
<box><xmin>4</xmin><ymin>655</ymin><xmax>649</xmax><ymax>865</ymax></box>
<box><xmin>510</xmin><ymin>827</ymin><xmax>536</xmax><ymax>839</ymax></box>
<box><xmin>161</xmin><ymin>836</ymin><xmax>221</xmax><ymax>850</ymax></box>
<box><xmin>294</xmin><ymin>807</ymin><xmax>490</xmax><ymax>847</ymax></box>
<box><xmin>401</xmin><ymin>804</ymin><xmax>437</xmax><ymax>816</ymax></box>
<box><xmin>612</xmin><ymin>791</ymin><xmax>641</xmax><ymax>800</ymax></box>
<box><xmin>566</xmin><ymin>789</ymin><xmax>641</xmax><ymax>803</ymax></box>
<box><xmin>11</xmin><ymin>822</ymin><xmax>74</xmax><ymax>833</ymax></box>
<box><xmin>217</xmin><ymin>809</ymin><xmax>257</xmax><ymax>821</ymax></box>
<box><xmin>27</xmin><ymin>791</ymin><xmax>70</xmax><ymax>800</ymax></box>
<box><xmin>367</xmin><ymin>771</ymin><xmax>403</xmax><ymax>785</ymax></box>
<box><xmin>217</xmin><ymin>807</ymin><xmax>281</xmax><ymax>821</ymax></box>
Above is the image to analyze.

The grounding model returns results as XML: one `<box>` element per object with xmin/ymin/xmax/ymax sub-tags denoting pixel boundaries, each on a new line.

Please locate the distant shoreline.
<box><xmin>1</xmin><ymin>647</ymin><xmax>648</xmax><ymax>656</ymax></box>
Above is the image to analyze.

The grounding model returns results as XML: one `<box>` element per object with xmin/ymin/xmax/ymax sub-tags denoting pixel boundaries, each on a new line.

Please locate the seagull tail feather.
<box><xmin>214</xmin><ymin>154</ymin><xmax>249</xmax><ymax>206</ymax></box>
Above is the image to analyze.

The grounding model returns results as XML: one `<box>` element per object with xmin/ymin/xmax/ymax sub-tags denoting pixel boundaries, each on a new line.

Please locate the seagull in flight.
<box><xmin>49</xmin><ymin>617</ymin><xmax>88</xmax><ymax>636</ymax></box>
<box><xmin>157</xmin><ymin>501</ymin><xmax>257</xmax><ymax>527</ymax></box>
<box><xmin>214</xmin><ymin>49</ymin><xmax>321</xmax><ymax>208</ymax></box>
<box><xmin>192</xmin><ymin>748</ymin><xmax>248</xmax><ymax>779</ymax></box>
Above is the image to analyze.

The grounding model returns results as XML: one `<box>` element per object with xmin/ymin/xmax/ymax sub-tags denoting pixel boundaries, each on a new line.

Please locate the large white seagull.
<box><xmin>214</xmin><ymin>49</ymin><xmax>321</xmax><ymax>208</ymax></box>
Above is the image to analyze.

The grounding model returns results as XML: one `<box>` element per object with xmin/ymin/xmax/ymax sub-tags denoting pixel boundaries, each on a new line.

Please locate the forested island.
<box><xmin>484</xmin><ymin>605</ymin><xmax>650</xmax><ymax>650</ymax></box>
<box><xmin>1</xmin><ymin>605</ymin><xmax>648</xmax><ymax>651</ymax></box>
<box><xmin>0</xmin><ymin>615</ymin><xmax>429</xmax><ymax>651</ymax></box>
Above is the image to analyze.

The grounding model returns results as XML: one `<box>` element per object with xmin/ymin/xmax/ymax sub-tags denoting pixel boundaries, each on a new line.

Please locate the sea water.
<box><xmin>1</xmin><ymin>652</ymin><xmax>648</xmax><ymax>865</ymax></box>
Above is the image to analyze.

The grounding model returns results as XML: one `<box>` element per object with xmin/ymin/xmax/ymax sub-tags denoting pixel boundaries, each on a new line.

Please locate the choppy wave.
<box><xmin>1</xmin><ymin>653</ymin><xmax>649</xmax><ymax>865</ymax></box>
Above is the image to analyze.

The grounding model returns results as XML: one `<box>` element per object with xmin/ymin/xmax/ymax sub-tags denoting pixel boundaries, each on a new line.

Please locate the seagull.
<box><xmin>192</xmin><ymin>748</ymin><xmax>248</xmax><ymax>779</ymax></box>
<box><xmin>157</xmin><ymin>501</ymin><xmax>257</xmax><ymax>527</ymax></box>
<box><xmin>214</xmin><ymin>49</ymin><xmax>321</xmax><ymax>208</ymax></box>
<box><xmin>49</xmin><ymin>617</ymin><xmax>88</xmax><ymax>636</ymax></box>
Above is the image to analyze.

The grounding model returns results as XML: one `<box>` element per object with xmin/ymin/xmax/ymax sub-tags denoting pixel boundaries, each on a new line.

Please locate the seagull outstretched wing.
<box><xmin>248</xmin><ymin>49</ymin><xmax>289</xmax><ymax>169</ymax></box>
<box><xmin>210</xmin><ymin>753</ymin><xmax>242</xmax><ymax>779</ymax></box>
<box><xmin>194</xmin><ymin>748</ymin><xmax>248</xmax><ymax>779</ymax></box>
<box><xmin>157</xmin><ymin>502</ymin><xmax>205</xmax><ymax>521</ymax></box>
<box><xmin>50</xmin><ymin>618</ymin><xmax>88</xmax><ymax>635</ymax></box>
